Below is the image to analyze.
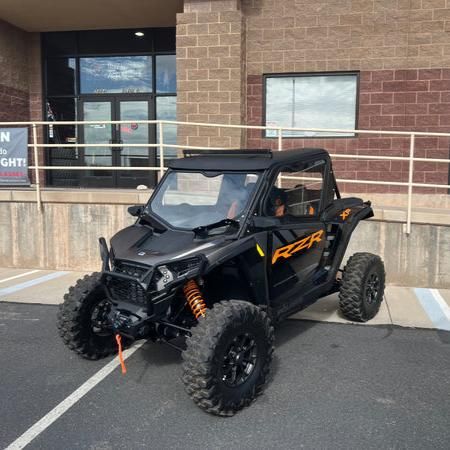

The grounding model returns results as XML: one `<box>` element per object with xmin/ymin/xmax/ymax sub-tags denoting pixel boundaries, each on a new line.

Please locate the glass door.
<box><xmin>79</xmin><ymin>98</ymin><xmax>115</xmax><ymax>187</ymax></box>
<box><xmin>79</xmin><ymin>96</ymin><xmax>155</xmax><ymax>188</ymax></box>
<box><xmin>116</xmin><ymin>97</ymin><xmax>155</xmax><ymax>188</ymax></box>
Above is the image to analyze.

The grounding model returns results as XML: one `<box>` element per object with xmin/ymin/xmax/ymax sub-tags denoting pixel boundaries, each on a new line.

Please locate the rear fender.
<box><xmin>325</xmin><ymin>202</ymin><xmax>373</xmax><ymax>282</ymax></box>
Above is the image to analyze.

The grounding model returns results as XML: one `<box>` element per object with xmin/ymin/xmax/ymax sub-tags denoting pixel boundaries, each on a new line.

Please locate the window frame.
<box><xmin>263</xmin><ymin>71</ymin><xmax>360</xmax><ymax>139</ymax></box>
<box><xmin>261</xmin><ymin>159</ymin><xmax>330</xmax><ymax>220</ymax></box>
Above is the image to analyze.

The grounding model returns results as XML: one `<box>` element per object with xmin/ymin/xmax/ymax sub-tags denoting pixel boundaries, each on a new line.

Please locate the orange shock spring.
<box><xmin>183</xmin><ymin>279</ymin><xmax>207</xmax><ymax>319</ymax></box>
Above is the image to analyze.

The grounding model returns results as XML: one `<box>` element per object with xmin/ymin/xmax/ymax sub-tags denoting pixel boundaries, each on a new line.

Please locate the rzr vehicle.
<box><xmin>57</xmin><ymin>148</ymin><xmax>385</xmax><ymax>416</ymax></box>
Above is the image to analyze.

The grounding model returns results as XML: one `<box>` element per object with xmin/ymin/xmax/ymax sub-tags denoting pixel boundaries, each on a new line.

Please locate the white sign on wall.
<box><xmin>0</xmin><ymin>128</ymin><xmax>29</xmax><ymax>186</ymax></box>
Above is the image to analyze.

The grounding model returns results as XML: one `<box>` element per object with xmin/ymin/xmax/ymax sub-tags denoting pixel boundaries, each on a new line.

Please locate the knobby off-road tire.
<box><xmin>182</xmin><ymin>300</ymin><xmax>274</xmax><ymax>416</ymax></box>
<box><xmin>339</xmin><ymin>252</ymin><xmax>386</xmax><ymax>322</ymax></box>
<box><xmin>57</xmin><ymin>272</ymin><xmax>117</xmax><ymax>360</ymax></box>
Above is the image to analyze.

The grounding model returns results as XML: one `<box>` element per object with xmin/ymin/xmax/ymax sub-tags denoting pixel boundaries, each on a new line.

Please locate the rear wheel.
<box><xmin>182</xmin><ymin>300</ymin><xmax>274</xmax><ymax>416</ymax></box>
<box><xmin>57</xmin><ymin>272</ymin><xmax>117</xmax><ymax>360</ymax></box>
<box><xmin>339</xmin><ymin>252</ymin><xmax>385</xmax><ymax>322</ymax></box>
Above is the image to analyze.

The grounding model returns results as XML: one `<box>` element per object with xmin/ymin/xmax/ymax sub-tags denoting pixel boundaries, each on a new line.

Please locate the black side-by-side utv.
<box><xmin>57</xmin><ymin>148</ymin><xmax>385</xmax><ymax>416</ymax></box>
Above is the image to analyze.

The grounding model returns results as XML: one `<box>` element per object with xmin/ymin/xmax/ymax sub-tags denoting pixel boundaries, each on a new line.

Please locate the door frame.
<box><xmin>78</xmin><ymin>94</ymin><xmax>156</xmax><ymax>188</ymax></box>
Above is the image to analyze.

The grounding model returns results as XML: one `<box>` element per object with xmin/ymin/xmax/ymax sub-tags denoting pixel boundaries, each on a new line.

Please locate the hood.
<box><xmin>110</xmin><ymin>225</ymin><xmax>227</xmax><ymax>267</ymax></box>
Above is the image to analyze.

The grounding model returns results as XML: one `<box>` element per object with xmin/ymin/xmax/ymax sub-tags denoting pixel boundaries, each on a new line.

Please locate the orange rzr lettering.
<box><xmin>340</xmin><ymin>208</ymin><xmax>351</xmax><ymax>220</ymax></box>
<box><xmin>272</xmin><ymin>229</ymin><xmax>324</xmax><ymax>264</ymax></box>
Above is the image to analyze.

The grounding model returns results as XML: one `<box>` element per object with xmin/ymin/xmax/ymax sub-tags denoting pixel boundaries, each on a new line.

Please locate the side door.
<box><xmin>265</xmin><ymin>159</ymin><xmax>329</xmax><ymax>303</ymax></box>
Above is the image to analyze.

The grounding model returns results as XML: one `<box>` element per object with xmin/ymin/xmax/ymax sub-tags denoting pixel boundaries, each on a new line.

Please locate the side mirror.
<box><xmin>249</xmin><ymin>215</ymin><xmax>280</xmax><ymax>230</ymax></box>
<box><xmin>127</xmin><ymin>205</ymin><xmax>143</xmax><ymax>217</ymax></box>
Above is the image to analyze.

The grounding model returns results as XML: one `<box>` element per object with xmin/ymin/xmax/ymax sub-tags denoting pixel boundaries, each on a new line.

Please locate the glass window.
<box><xmin>80</xmin><ymin>56</ymin><xmax>152</xmax><ymax>94</ymax></box>
<box><xmin>43</xmin><ymin>32</ymin><xmax>77</xmax><ymax>56</ymax></box>
<box><xmin>265</xmin><ymin>161</ymin><xmax>325</xmax><ymax>217</ymax></box>
<box><xmin>46</xmin><ymin>58</ymin><xmax>76</xmax><ymax>96</ymax></box>
<box><xmin>265</xmin><ymin>74</ymin><xmax>358</xmax><ymax>137</ymax></box>
<box><xmin>156</xmin><ymin>96</ymin><xmax>177</xmax><ymax>159</ymax></box>
<box><xmin>119</xmin><ymin>101</ymin><xmax>149</xmax><ymax>175</ymax></box>
<box><xmin>156</xmin><ymin>55</ymin><xmax>176</xmax><ymax>93</ymax></box>
<box><xmin>153</xmin><ymin>28</ymin><xmax>176</xmax><ymax>52</ymax></box>
<box><xmin>150</xmin><ymin>171</ymin><xmax>259</xmax><ymax>230</ymax></box>
<box><xmin>46</xmin><ymin>98</ymin><xmax>79</xmax><ymax>186</ymax></box>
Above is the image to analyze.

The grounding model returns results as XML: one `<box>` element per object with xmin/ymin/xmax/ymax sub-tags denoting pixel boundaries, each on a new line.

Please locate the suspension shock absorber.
<box><xmin>183</xmin><ymin>279</ymin><xmax>207</xmax><ymax>319</ymax></box>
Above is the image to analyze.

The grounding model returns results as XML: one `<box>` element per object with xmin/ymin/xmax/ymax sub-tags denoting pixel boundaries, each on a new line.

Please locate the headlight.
<box><xmin>168</xmin><ymin>256</ymin><xmax>202</xmax><ymax>277</ymax></box>
<box><xmin>155</xmin><ymin>256</ymin><xmax>203</xmax><ymax>291</ymax></box>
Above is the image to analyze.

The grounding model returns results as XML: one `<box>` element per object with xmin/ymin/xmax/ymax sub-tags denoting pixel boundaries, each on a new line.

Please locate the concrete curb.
<box><xmin>1</xmin><ymin>268</ymin><xmax>449</xmax><ymax>331</ymax></box>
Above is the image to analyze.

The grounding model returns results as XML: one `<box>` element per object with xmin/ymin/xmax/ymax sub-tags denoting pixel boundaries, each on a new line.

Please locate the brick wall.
<box><xmin>248</xmin><ymin>70</ymin><xmax>450</xmax><ymax>193</ymax></box>
<box><xmin>243</xmin><ymin>0</ymin><xmax>450</xmax><ymax>192</ymax></box>
<box><xmin>243</xmin><ymin>0</ymin><xmax>450</xmax><ymax>74</ymax></box>
<box><xmin>0</xmin><ymin>19</ymin><xmax>44</xmax><ymax>184</ymax></box>
<box><xmin>176</xmin><ymin>0</ymin><xmax>246</xmax><ymax>148</ymax></box>
<box><xmin>0</xmin><ymin>20</ymin><xmax>30</xmax><ymax>122</ymax></box>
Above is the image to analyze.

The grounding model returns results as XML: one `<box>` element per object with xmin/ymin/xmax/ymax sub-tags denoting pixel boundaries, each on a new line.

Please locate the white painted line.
<box><xmin>0</xmin><ymin>270</ymin><xmax>41</xmax><ymax>285</ymax></box>
<box><xmin>0</xmin><ymin>271</ymin><xmax>68</xmax><ymax>297</ymax></box>
<box><xmin>4</xmin><ymin>340</ymin><xmax>146</xmax><ymax>450</ymax></box>
<box><xmin>430</xmin><ymin>289</ymin><xmax>450</xmax><ymax>321</ymax></box>
<box><xmin>414</xmin><ymin>288</ymin><xmax>450</xmax><ymax>332</ymax></box>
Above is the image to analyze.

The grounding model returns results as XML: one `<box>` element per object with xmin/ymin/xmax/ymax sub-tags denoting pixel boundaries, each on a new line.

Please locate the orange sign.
<box><xmin>272</xmin><ymin>230</ymin><xmax>324</xmax><ymax>264</ymax></box>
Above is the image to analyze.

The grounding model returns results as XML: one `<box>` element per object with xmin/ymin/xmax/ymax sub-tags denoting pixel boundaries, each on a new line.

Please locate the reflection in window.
<box><xmin>80</xmin><ymin>56</ymin><xmax>152</xmax><ymax>94</ymax></box>
<box><xmin>46</xmin><ymin>98</ymin><xmax>79</xmax><ymax>187</ymax></box>
<box><xmin>156</xmin><ymin>96</ymin><xmax>177</xmax><ymax>160</ymax></box>
<box><xmin>156</xmin><ymin>55</ymin><xmax>176</xmax><ymax>93</ymax></box>
<box><xmin>265</xmin><ymin>74</ymin><xmax>358</xmax><ymax>137</ymax></box>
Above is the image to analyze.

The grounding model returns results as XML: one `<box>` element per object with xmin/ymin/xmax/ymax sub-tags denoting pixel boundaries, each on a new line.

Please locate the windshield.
<box><xmin>148</xmin><ymin>171</ymin><xmax>259</xmax><ymax>230</ymax></box>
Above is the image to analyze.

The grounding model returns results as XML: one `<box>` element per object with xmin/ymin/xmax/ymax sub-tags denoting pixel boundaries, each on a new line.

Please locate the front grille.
<box><xmin>107</xmin><ymin>262</ymin><xmax>151</xmax><ymax>306</ymax></box>
<box><xmin>107</xmin><ymin>277</ymin><xmax>147</xmax><ymax>306</ymax></box>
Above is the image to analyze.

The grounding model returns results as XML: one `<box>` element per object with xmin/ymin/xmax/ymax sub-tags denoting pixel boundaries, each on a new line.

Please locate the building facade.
<box><xmin>1</xmin><ymin>0</ymin><xmax>450</xmax><ymax>191</ymax></box>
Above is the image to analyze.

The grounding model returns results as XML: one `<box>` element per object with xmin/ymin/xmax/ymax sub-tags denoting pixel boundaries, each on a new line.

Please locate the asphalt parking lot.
<box><xmin>2</xmin><ymin>299</ymin><xmax>450</xmax><ymax>450</ymax></box>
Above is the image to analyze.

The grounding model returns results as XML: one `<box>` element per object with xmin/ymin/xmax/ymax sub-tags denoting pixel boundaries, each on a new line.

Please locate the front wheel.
<box><xmin>182</xmin><ymin>300</ymin><xmax>274</xmax><ymax>416</ymax></box>
<box><xmin>339</xmin><ymin>252</ymin><xmax>386</xmax><ymax>322</ymax></box>
<box><xmin>57</xmin><ymin>272</ymin><xmax>117</xmax><ymax>360</ymax></box>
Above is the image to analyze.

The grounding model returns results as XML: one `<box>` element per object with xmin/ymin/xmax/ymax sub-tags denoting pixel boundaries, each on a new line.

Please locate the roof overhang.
<box><xmin>0</xmin><ymin>0</ymin><xmax>183</xmax><ymax>32</ymax></box>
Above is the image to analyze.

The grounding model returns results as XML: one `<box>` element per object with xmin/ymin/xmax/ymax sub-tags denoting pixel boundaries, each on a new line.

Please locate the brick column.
<box><xmin>176</xmin><ymin>0</ymin><xmax>246</xmax><ymax>149</ymax></box>
<box><xmin>28</xmin><ymin>33</ymin><xmax>45</xmax><ymax>186</ymax></box>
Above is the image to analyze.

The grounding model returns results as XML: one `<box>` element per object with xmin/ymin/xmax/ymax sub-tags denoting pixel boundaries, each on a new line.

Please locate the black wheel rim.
<box><xmin>365</xmin><ymin>272</ymin><xmax>380</xmax><ymax>305</ymax></box>
<box><xmin>90</xmin><ymin>299</ymin><xmax>112</xmax><ymax>336</ymax></box>
<box><xmin>221</xmin><ymin>333</ymin><xmax>258</xmax><ymax>387</ymax></box>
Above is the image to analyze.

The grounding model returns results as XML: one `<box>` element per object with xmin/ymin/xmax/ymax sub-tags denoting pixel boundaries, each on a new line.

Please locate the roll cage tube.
<box><xmin>256</xmin><ymin>157</ymin><xmax>334</xmax><ymax>219</ymax></box>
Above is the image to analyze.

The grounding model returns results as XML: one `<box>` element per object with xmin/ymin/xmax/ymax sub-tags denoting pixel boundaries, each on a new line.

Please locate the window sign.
<box><xmin>0</xmin><ymin>128</ymin><xmax>29</xmax><ymax>186</ymax></box>
<box><xmin>265</xmin><ymin>74</ymin><xmax>358</xmax><ymax>137</ymax></box>
<box><xmin>80</xmin><ymin>56</ymin><xmax>152</xmax><ymax>94</ymax></box>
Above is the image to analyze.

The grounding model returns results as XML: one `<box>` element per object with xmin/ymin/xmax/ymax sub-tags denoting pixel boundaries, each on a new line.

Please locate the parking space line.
<box><xmin>414</xmin><ymin>288</ymin><xmax>450</xmax><ymax>331</ymax></box>
<box><xmin>4</xmin><ymin>340</ymin><xmax>146</xmax><ymax>450</ymax></box>
<box><xmin>429</xmin><ymin>289</ymin><xmax>450</xmax><ymax>321</ymax></box>
<box><xmin>0</xmin><ymin>270</ymin><xmax>41</xmax><ymax>285</ymax></box>
<box><xmin>0</xmin><ymin>272</ymin><xmax>68</xmax><ymax>297</ymax></box>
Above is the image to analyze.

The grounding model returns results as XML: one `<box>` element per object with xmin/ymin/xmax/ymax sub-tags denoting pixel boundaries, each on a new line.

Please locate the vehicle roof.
<box><xmin>168</xmin><ymin>148</ymin><xmax>330</xmax><ymax>171</ymax></box>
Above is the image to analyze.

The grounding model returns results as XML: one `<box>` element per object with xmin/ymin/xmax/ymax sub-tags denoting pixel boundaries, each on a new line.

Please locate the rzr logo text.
<box><xmin>272</xmin><ymin>230</ymin><xmax>324</xmax><ymax>264</ymax></box>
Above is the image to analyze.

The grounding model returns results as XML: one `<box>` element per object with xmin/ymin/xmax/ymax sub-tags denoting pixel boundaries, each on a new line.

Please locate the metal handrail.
<box><xmin>1</xmin><ymin>119</ymin><xmax>449</xmax><ymax>235</ymax></box>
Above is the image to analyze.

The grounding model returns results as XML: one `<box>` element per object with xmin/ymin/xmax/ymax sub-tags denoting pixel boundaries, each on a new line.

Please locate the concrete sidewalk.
<box><xmin>1</xmin><ymin>267</ymin><xmax>449</xmax><ymax>331</ymax></box>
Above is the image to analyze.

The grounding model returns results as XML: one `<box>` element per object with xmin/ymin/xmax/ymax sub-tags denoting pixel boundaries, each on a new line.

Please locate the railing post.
<box><xmin>277</xmin><ymin>128</ymin><xmax>283</xmax><ymax>188</ymax></box>
<box><xmin>406</xmin><ymin>134</ymin><xmax>415</xmax><ymax>235</ymax></box>
<box><xmin>32</xmin><ymin>123</ymin><xmax>42</xmax><ymax>211</ymax></box>
<box><xmin>158</xmin><ymin>121</ymin><xmax>164</xmax><ymax>181</ymax></box>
